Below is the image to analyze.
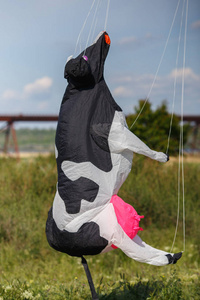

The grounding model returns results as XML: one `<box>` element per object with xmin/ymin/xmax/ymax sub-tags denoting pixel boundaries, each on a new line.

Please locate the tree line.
<box><xmin>126</xmin><ymin>100</ymin><xmax>190</xmax><ymax>156</ymax></box>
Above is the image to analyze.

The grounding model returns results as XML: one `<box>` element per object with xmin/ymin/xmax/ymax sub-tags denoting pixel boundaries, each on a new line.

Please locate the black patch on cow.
<box><xmin>55</xmin><ymin>83</ymin><xmax>115</xmax><ymax>173</ymax></box>
<box><xmin>46</xmin><ymin>208</ymin><xmax>108</xmax><ymax>257</ymax></box>
<box><xmin>58</xmin><ymin>171</ymin><xmax>99</xmax><ymax>214</ymax></box>
<box><xmin>90</xmin><ymin>123</ymin><xmax>111</xmax><ymax>152</ymax></box>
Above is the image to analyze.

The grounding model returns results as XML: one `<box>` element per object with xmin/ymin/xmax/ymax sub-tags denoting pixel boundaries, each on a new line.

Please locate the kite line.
<box><xmin>104</xmin><ymin>0</ymin><xmax>110</xmax><ymax>31</ymax></box>
<box><xmin>74</xmin><ymin>0</ymin><xmax>111</xmax><ymax>57</ymax></box>
<box><xmin>83</xmin><ymin>0</ymin><xmax>102</xmax><ymax>56</ymax></box>
<box><xmin>129</xmin><ymin>0</ymin><xmax>181</xmax><ymax>131</ymax></box>
<box><xmin>166</xmin><ymin>0</ymin><xmax>185</xmax><ymax>156</ymax></box>
<box><xmin>128</xmin><ymin>0</ymin><xmax>188</xmax><ymax>253</ymax></box>
<box><xmin>74</xmin><ymin>0</ymin><xmax>96</xmax><ymax>56</ymax></box>
<box><xmin>171</xmin><ymin>0</ymin><xmax>188</xmax><ymax>253</ymax></box>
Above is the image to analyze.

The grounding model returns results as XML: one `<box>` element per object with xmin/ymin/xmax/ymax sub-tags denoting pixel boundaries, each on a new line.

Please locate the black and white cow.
<box><xmin>46</xmin><ymin>31</ymin><xmax>182</xmax><ymax>266</ymax></box>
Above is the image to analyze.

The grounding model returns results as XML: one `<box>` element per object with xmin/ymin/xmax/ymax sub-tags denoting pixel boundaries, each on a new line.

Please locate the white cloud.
<box><xmin>37</xmin><ymin>101</ymin><xmax>49</xmax><ymax>110</ymax></box>
<box><xmin>169</xmin><ymin>68</ymin><xmax>200</xmax><ymax>81</ymax></box>
<box><xmin>112</xmin><ymin>73</ymin><xmax>160</xmax><ymax>98</ymax></box>
<box><xmin>145</xmin><ymin>33</ymin><xmax>153</xmax><ymax>39</ymax></box>
<box><xmin>2</xmin><ymin>89</ymin><xmax>20</xmax><ymax>100</ymax></box>
<box><xmin>117</xmin><ymin>33</ymin><xmax>161</xmax><ymax>49</ymax></box>
<box><xmin>113</xmin><ymin>76</ymin><xmax>133</xmax><ymax>83</ymax></box>
<box><xmin>118</xmin><ymin>36</ymin><xmax>138</xmax><ymax>45</ymax></box>
<box><xmin>191</xmin><ymin>20</ymin><xmax>200</xmax><ymax>29</ymax></box>
<box><xmin>1</xmin><ymin>76</ymin><xmax>53</xmax><ymax>101</ymax></box>
<box><xmin>23</xmin><ymin>77</ymin><xmax>53</xmax><ymax>96</ymax></box>
<box><xmin>113</xmin><ymin>68</ymin><xmax>200</xmax><ymax>96</ymax></box>
<box><xmin>1</xmin><ymin>76</ymin><xmax>54</xmax><ymax>114</ymax></box>
<box><xmin>111</xmin><ymin>67</ymin><xmax>200</xmax><ymax>114</ymax></box>
<box><xmin>113</xmin><ymin>86</ymin><xmax>132</xmax><ymax>97</ymax></box>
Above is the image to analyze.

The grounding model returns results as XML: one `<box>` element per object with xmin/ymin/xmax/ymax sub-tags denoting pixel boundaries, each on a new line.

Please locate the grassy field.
<box><xmin>0</xmin><ymin>154</ymin><xmax>199</xmax><ymax>299</ymax></box>
<box><xmin>0</xmin><ymin>128</ymin><xmax>56</xmax><ymax>153</ymax></box>
<box><xmin>0</xmin><ymin>125</ymin><xmax>199</xmax><ymax>154</ymax></box>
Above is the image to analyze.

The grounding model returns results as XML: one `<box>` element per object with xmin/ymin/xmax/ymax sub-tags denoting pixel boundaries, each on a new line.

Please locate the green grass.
<box><xmin>0</xmin><ymin>155</ymin><xmax>199</xmax><ymax>299</ymax></box>
<box><xmin>0</xmin><ymin>128</ymin><xmax>56</xmax><ymax>152</ymax></box>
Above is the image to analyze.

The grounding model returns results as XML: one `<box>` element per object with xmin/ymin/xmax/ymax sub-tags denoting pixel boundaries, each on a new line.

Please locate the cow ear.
<box><xmin>64</xmin><ymin>57</ymin><xmax>91</xmax><ymax>80</ymax></box>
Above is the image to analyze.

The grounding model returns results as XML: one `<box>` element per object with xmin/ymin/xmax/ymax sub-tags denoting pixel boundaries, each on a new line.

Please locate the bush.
<box><xmin>126</xmin><ymin>100</ymin><xmax>190</xmax><ymax>156</ymax></box>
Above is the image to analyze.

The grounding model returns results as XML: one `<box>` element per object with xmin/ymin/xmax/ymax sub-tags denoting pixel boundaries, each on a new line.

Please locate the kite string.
<box><xmin>166</xmin><ymin>0</ymin><xmax>185</xmax><ymax>155</ymax></box>
<box><xmin>104</xmin><ymin>0</ymin><xmax>111</xmax><ymax>31</ymax></box>
<box><xmin>129</xmin><ymin>0</ymin><xmax>181</xmax><ymax>131</ymax></box>
<box><xmin>91</xmin><ymin>0</ymin><xmax>103</xmax><ymax>42</ymax></box>
<box><xmin>181</xmin><ymin>0</ymin><xmax>189</xmax><ymax>253</ymax></box>
<box><xmin>74</xmin><ymin>0</ymin><xmax>96</xmax><ymax>56</ymax></box>
<box><xmin>75</xmin><ymin>0</ymin><xmax>110</xmax><ymax>57</ymax></box>
<box><xmin>84</xmin><ymin>0</ymin><xmax>101</xmax><ymax>56</ymax></box>
<box><xmin>170</xmin><ymin>0</ymin><xmax>188</xmax><ymax>253</ymax></box>
<box><xmin>169</xmin><ymin>0</ymin><xmax>185</xmax><ymax>252</ymax></box>
<box><xmin>91</xmin><ymin>0</ymin><xmax>103</xmax><ymax>43</ymax></box>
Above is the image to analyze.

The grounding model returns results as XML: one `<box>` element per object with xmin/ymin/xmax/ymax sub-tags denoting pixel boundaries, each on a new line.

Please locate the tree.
<box><xmin>126</xmin><ymin>100</ymin><xmax>190</xmax><ymax>156</ymax></box>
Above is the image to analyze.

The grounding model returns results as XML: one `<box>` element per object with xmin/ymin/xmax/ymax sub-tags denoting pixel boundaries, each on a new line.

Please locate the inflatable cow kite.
<box><xmin>46</xmin><ymin>32</ymin><xmax>182</xmax><ymax>270</ymax></box>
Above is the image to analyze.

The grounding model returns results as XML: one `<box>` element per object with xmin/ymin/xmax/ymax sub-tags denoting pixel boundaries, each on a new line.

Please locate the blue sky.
<box><xmin>0</xmin><ymin>0</ymin><xmax>199</xmax><ymax>128</ymax></box>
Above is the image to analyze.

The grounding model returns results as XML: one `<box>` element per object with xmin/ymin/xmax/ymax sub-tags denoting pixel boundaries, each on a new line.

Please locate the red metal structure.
<box><xmin>0</xmin><ymin>115</ymin><xmax>58</xmax><ymax>157</ymax></box>
<box><xmin>0</xmin><ymin>115</ymin><xmax>58</xmax><ymax>123</ymax></box>
<box><xmin>0</xmin><ymin>114</ymin><xmax>199</xmax><ymax>157</ymax></box>
<box><xmin>177</xmin><ymin>115</ymin><xmax>200</xmax><ymax>151</ymax></box>
<box><xmin>177</xmin><ymin>115</ymin><xmax>200</xmax><ymax>125</ymax></box>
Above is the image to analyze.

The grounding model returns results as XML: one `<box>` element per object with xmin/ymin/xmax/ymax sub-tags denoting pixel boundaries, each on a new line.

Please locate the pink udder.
<box><xmin>110</xmin><ymin>195</ymin><xmax>144</xmax><ymax>249</ymax></box>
